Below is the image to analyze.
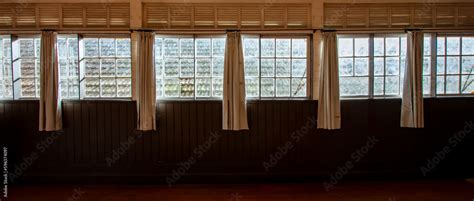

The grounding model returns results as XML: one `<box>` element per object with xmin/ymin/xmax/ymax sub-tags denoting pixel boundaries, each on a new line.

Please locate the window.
<box><xmin>338</xmin><ymin>35</ymin><xmax>370</xmax><ymax>96</ymax></box>
<box><xmin>242</xmin><ymin>36</ymin><xmax>309</xmax><ymax>98</ymax></box>
<box><xmin>0</xmin><ymin>35</ymin><xmax>12</xmax><ymax>99</ymax></box>
<box><xmin>58</xmin><ymin>35</ymin><xmax>79</xmax><ymax>99</ymax></box>
<box><xmin>80</xmin><ymin>36</ymin><xmax>132</xmax><ymax>98</ymax></box>
<box><xmin>436</xmin><ymin>35</ymin><xmax>474</xmax><ymax>95</ymax></box>
<box><xmin>12</xmin><ymin>36</ymin><xmax>41</xmax><ymax>99</ymax></box>
<box><xmin>155</xmin><ymin>35</ymin><xmax>225</xmax><ymax>99</ymax></box>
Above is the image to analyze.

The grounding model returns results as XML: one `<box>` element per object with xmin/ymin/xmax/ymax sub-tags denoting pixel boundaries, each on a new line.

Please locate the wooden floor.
<box><xmin>8</xmin><ymin>180</ymin><xmax>474</xmax><ymax>201</ymax></box>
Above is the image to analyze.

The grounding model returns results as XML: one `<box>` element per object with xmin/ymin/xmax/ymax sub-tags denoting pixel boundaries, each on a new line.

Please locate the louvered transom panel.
<box><xmin>194</xmin><ymin>6</ymin><xmax>215</xmax><ymax>28</ymax></box>
<box><xmin>324</xmin><ymin>3</ymin><xmax>474</xmax><ymax>29</ymax></box>
<box><xmin>38</xmin><ymin>5</ymin><xmax>60</xmax><ymax>28</ymax></box>
<box><xmin>217</xmin><ymin>6</ymin><xmax>238</xmax><ymax>28</ymax></box>
<box><xmin>264</xmin><ymin>6</ymin><xmax>286</xmax><ymax>28</ymax></box>
<box><xmin>0</xmin><ymin>3</ymin><xmax>130</xmax><ymax>29</ymax></box>
<box><xmin>143</xmin><ymin>3</ymin><xmax>311</xmax><ymax>29</ymax></box>
<box><xmin>170</xmin><ymin>6</ymin><xmax>192</xmax><ymax>28</ymax></box>
<box><xmin>15</xmin><ymin>6</ymin><xmax>36</xmax><ymax>28</ymax></box>
<box><xmin>0</xmin><ymin>7</ymin><xmax>14</xmax><ymax>28</ymax></box>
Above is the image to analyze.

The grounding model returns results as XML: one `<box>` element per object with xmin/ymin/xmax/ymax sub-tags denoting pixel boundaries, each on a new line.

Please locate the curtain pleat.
<box><xmin>136</xmin><ymin>31</ymin><xmax>156</xmax><ymax>131</ymax></box>
<box><xmin>39</xmin><ymin>31</ymin><xmax>62</xmax><ymax>131</ymax></box>
<box><xmin>223</xmin><ymin>32</ymin><xmax>248</xmax><ymax>131</ymax></box>
<box><xmin>401</xmin><ymin>31</ymin><xmax>424</xmax><ymax>128</ymax></box>
<box><xmin>317</xmin><ymin>32</ymin><xmax>341</xmax><ymax>130</ymax></box>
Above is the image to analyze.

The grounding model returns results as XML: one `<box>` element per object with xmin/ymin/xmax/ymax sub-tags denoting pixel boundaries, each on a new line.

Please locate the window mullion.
<box><xmin>369</xmin><ymin>34</ymin><xmax>374</xmax><ymax>99</ymax></box>
<box><xmin>430</xmin><ymin>33</ymin><xmax>437</xmax><ymax>97</ymax></box>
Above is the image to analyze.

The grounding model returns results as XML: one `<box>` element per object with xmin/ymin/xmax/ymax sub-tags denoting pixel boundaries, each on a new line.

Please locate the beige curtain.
<box><xmin>223</xmin><ymin>32</ymin><xmax>248</xmax><ymax>130</ymax></box>
<box><xmin>317</xmin><ymin>32</ymin><xmax>341</xmax><ymax>130</ymax></box>
<box><xmin>135</xmin><ymin>31</ymin><xmax>156</xmax><ymax>131</ymax></box>
<box><xmin>401</xmin><ymin>31</ymin><xmax>424</xmax><ymax>128</ymax></box>
<box><xmin>39</xmin><ymin>31</ymin><xmax>62</xmax><ymax>131</ymax></box>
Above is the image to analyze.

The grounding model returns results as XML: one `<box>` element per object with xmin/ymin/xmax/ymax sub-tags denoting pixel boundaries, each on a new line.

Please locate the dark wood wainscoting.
<box><xmin>1</xmin><ymin>98</ymin><xmax>473</xmax><ymax>183</ymax></box>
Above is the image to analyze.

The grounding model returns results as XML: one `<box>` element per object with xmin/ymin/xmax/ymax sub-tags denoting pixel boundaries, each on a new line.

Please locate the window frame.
<box><xmin>243</xmin><ymin>34</ymin><xmax>312</xmax><ymax>100</ymax></box>
<box><xmin>11</xmin><ymin>34</ymin><xmax>42</xmax><ymax>100</ymax></box>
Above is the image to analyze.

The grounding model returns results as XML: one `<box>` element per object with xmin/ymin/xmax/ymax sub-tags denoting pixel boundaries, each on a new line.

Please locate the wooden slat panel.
<box><xmin>15</xmin><ymin>6</ymin><xmax>37</xmax><ymax>28</ymax></box>
<box><xmin>194</xmin><ymin>6</ymin><xmax>215</xmax><ymax>28</ymax></box>
<box><xmin>264</xmin><ymin>6</ymin><xmax>286</xmax><ymax>29</ymax></box>
<box><xmin>240</xmin><ymin>6</ymin><xmax>261</xmax><ymax>29</ymax></box>
<box><xmin>0</xmin><ymin>7</ymin><xmax>14</xmax><ymax>28</ymax></box>
<box><xmin>287</xmin><ymin>6</ymin><xmax>310</xmax><ymax>29</ymax></box>
<box><xmin>62</xmin><ymin>5</ymin><xmax>84</xmax><ymax>28</ymax></box>
<box><xmin>216</xmin><ymin>6</ymin><xmax>238</xmax><ymax>29</ymax></box>
<box><xmin>458</xmin><ymin>6</ymin><xmax>474</xmax><ymax>27</ymax></box>
<box><xmin>170</xmin><ymin>6</ymin><xmax>192</xmax><ymax>29</ymax></box>
<box><xmin>38</xmin><ymin>4</ymin><xmax>60</xmax><ymax>28</ymax></box>
<box><xmin>369</xmin><ymin>7</ymin><xmax>390</xmax><ymax>28</ymax></box>
<box><xmin>109</xmin><ymin>4</ymin><xmax>130</xmax><ymax>28</ymax></box>
<box><xmin>390</xmin><ymin>6</ymin><xmax>412</xmax><ymax>28</ymax></box>
<box><xmin>436</xmin><ymin>6</ymin><xmax>457</xmax><ymax>27</ymax></box>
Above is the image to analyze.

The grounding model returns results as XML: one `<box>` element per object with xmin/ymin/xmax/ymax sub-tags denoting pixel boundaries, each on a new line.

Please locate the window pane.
<box><xmin>437</xmin><ymin>37</ymin><xmax>445</xmax><ymax>55</ymax></box>
<box><xmin>354</xmin><ymin>58</ymin><xmax>369</xmax><ymax>76</ymax></box>
<box><xmin>212</xmin><ymin>38</ymin><xmax>226</xmax><ymax>57</ymax></box>
<box><xmin>180</xmin><ymin>38</ymin><xmax>194</xmax><ymax>57</ymax></box>
<box><xmin>292</xmin><ymin>39</ymin><xmax>307</xmax><ymax>57</ymax></box>
<box><xmin>164</xmin><ymin>38</ymin><xmax>179</xmax><ymax>57</ymax></box>
<box><xmin>182</xmin><ymin>78</ymin><xmax>195</xmax><ymax>97</ymax></box>
<box><xmin>196</xmin><ymin>59</ymin><xmax>211</xmax><ymax>77</ymax></box>
<box><xmin>261</xmin><ymin>39</ymin><xmax>275</xmax><ymax>57</ymax></box>
<box><xmin>339</xmin><ymin>58</ymin><xmax>353</xmax><ymax>76</ymax></box>
<box><xmin>461</xmin><ymin>75</ymin><xmax>474</xmax><ymax>94</ymax></box>
<box><xmin>446</xmin><ymin>56</ymin><xmax>460</xmax><ymax>74</ymax></box>
<box><xmin>276</xmin><ymin>39</ymin><xmax>290</xmax><ymax>57</ymax></box>
<box><xmin>84</xmin><ymin>77</ymin><xmax>100</xmax><ymax>97</ymax></box>
<box><xmin>212</xmin><ymin>57</ymin><xmax>224</xmax><ymax>77</ymax></box>
<box><xmin>196</xmin><ymin>39</ymin><xmax>211</xmax><ymax>57</ymax></box>
<box><xmin>354</xmin><ymin>38</ymin><xmax>369</xmax><ymax>56</ymax></box>
<box><xmin>180</xmin><ymin>59</ymin><xmax>194</xmax><ymax>77</ymax></box>
<box><xmin>261</xmin><ymin>78</ymin><xmax>274</xmax><ymax>97</ymax></box>
<box><xmin>100</xmin><ymin>59</ymin><xmax>115</xmax><ymax>77</ymax></box>
<box><xmin>117</xmin><ymin>78</ymin><xmax>131</xmax><ymax>97</ymax></box>
<box><xmin>212</xmin><ymin>78</ymin><xmax>223</xmax><ymax>97</ymax></box>
<box><xmin>385</xmin><ymin>37</ymin><xmax>399</xmax><ymax>56</ymax></box>
<box><xmin>244</xmin><ymin>58</ymin><xmax>259</xmax><ymax>77</ymax></box>
<box><xmin>116</xmin><ymin>38</ymin><xmax>130</xmax><ymax>57</ymax></box>
<box><xmin>14</xmin><ymin>37</ymin><xmax>40</xmax><ymax>98</ymax></box>
<box><xmin>291</xmin><ymin>78</ymin><xmax>306</xmax><ymax>97</ymax></box>
<box><xmin>84</xmin><ymin>38</ymin><xmax>99</xmax><ymax>57</ymax></box>
<box><xmin>244</xmin><ymin>38</ymin><xmax>259</xmax><ymax>57</ymax></box>
<box><xmin>338</xmin><ymin>38</ymin><xmax>353</xmax><ymax>57</ymax></box>
<box><xmin>100</xmin><ymin>78</ymin><xmax>116</xmax><ymax>97</ymax></box>
<box><xmin>276</xmin><ymin>78</ymin><xmax>290</xmax><ymax>97</ymax></box>
<box><xmin>245</xmin><ymin>77</ymin><xmax>259</xmax><ymax>97</ymax></box>
<box><xmin>374</xmin><ymin>38</ymin><xmax>384</xmax><ymax>56</ymax></box>
<box><xmin>164</xmin><ymin>59</ymin><xmax>179</xmax><ymax>77</ymax></box>
<box><xmin>340</xmin><ymin>77</ymin><xmax>369</xmax><ymax>96</ymax></box>
<box><xmin>276</xmin><ymin>59</ymin><xmax>290</xmax><ymax>77</ymax></box>
<box><xmin>462</xmin><ymin>37</ymin><xmax>474</xmax><ymax>55</ymax></box>
<box><xmin>446</xmin><ymin>75</ymin><xmax>459</xmax><ymax>94</ymax></box>
<box><xmin>446</xmin><ymin>37</ymin><xmax>460</xmax><ymax>55</ymax></box>
<box><xmin>85</xmin><ymin>59</ymin><xmax>100</xmax><ymax>76</ymax></box>
<box><xmin>116</xmin><ymin>59</ymin><xmax>131</xmax><ymax>76</ymax></box>
<box><xmin>261</xmin><ymin>59</ymin><xmax>274</xmax><ymax>77</ymax></box>
<box><xmin>164</xmin><ymin>78</ymin><xmax>180</xmax><ymax>97</ymax></box>
<box><xmin>58</xmin><ymin>35</ymin><xmax>79</xmax><ymax>99</ymax></box>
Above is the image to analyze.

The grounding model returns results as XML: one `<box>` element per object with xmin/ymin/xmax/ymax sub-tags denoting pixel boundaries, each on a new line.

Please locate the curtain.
<box><xmin>223</xmin><ymin>32</ymin><xmax>248</xmax><ymax>130</ymax></box>
<box><xmin>317</xmin><ymin>32</ymin><xmax>341</xmax><ymax>130</ymax></box>
<box><xmin>401</xmin><ymin>31</ymin><xmax>424</xmax><ymax>128</ymax></box>
<box><xmin>135</xmin><ymin>31</ymin><xmax>156</xmax><ymax>131</ymax></box>
<box><xmin>39</xmin><ymin>31</ymin><xmax>62</xmax><ymax>131</ymax></box>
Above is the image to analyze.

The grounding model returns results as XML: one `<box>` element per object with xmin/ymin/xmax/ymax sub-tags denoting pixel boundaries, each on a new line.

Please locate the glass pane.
<box><xmin>461</xmin><ymin>75</ymin><xmax>474</xmax><ymax>94</ymax></box>
<box><xmin>261</xmin><ymin>38</ymin><xmax>275</xmax><ymax>57</ymax></box>
<box><xmin>446</xmin><ymin>56</ymin><xmax>460</xmax><ymax>74</ymax></box>
<box><xmin>354</xmin><ymin>38</ymin><xmax>369</xmax><ymax>56</ymax></box>
<box><xmin>261</xmin><ymin>78</ymin><xmax>274</xmax><ymax>97</ymax></box>
<box><xmin>385</xmin><ymin>57</ymin><xmax>399</xmax><ymax>76</ymax></box>
<box><xmin>155</xmin><ymin>38</ymin><xmax>163</xmax><ymax>57</ymax></box>
<box><xmin>212</xmin><ymin>38</ymin><xmax>226</xmax><ymax>57</ymax></box>
<box><xmin>374</xmin><ymin>77</ymin><xmax>384</xmax><ymax>95</ymax></box>
<box><xmin>462</xmin><ymin>37</ymin><xmax>474</xmax><ymax>55</ymax></box>
<box><xmin>100</xmin><ymin>77</ymin><xmax>116</xmax><ymax>97</ymax></box>
<box><xmin>276</xmin><ymin>59</ymin><xmax>290</xmax><ymax>77</ymax></box>
<box><xmin>84</xmin><ymin>38</ymin><xmax>99</xmax><ymax>57</ymax></box>
<box><xmin>424</xmin><ymin>36</ymin><xmax>431</xmax><ymax>56</ymax></box>
<box><xmin>196</xmin><ymin>78</ymin><xmax>210</xmax><ymax>97</ymax></box>
<box><xmin>100</xmin><ymin>38</ymin><xmax>115</xmax><ymax>57</ymax></box>
<box><xmin>245</xmin><ymin>77</ymin><xmax>259</xmax><ymax>97</ymax></box>
<box><xmin>116</xmin><ymin>59</ymin><xmax>131</xmax><ymax>77</ymax></box>
<box><xmin>400</xmin><ymin>37</ymin><xmax>407</xmax><ymax>56</ymax></box>
<box><xmin>196</xmin><ymin>39</ymin><xmax>211</xmax><ymax>57</ymax></box>
<box><xmin>374</xmin><ymin>57</ymin><xmax>384</xmax><ymax>75</ymax></box>
<box><xmin>180</xmin><ymin>38</ymin><xmax>194</xmax><ymax>57</ymax></box>
<box><xmin>437</xmin><ymin>37</ymin><xmax>445</xmax><ymax>55</ymax></box>
<box><xmin>84</xmin><ymin>77</ymin><xmax>100</xmax><ymax>97</ymax></box>
<box><xmin>423</xmin><ymin>56</ymin><xmax>431</xmax><ymax>75</ymax></box>
<box><xmin>20</xmin><ymin>59</ymin><xmax>35</xmax><ymax>77</ymax></box>
<box><xmin>261</xmin><ymin>59</ymin><xmax>274</xmax><ymax>77</ymax></box>
<box><xmin>212</xmin><ymin>57</ymin><xmax>224</xmax><ymax>77</ymax></box>
<box><xmin>437</xmin><ymin>57</ymin><xmax>445</xmax><ymax>74</ymax></box>
<box><xmin>276</xmin><ymin>78</ymin><xmax>290</xmax><ymax>97</ymax></box>
<box><xmin>354</xmin><ymin>58</ymin><xmax>369</xmax><ymax>76</ymax></box>
<box><xmin>423</xmin><ymin>75</ymin><xmax>431</xmax><ymax>95</ymax></box>
<box><xmin>339</xmin><ymin>58</ymin><xmax>353</xmax><ymax>76</ymax></box>
<box><xmin>20</xmin><ymin>78</ymin><xmax>35</xmax><ymax>97</ymax></box>
<box><xmin>244</xmin><ymin>38</ymin><xmax>259</xmax><ymax>57</ymax></box>
<box><xmin>244</xmin><ymin>58</ymin><xmax>259</xmax><ymax>77</ymax></box>
<box><xmin>196</xmin><ymin>58</ymin><xmax>211</xmax><ymax>77</ymax></box>
<box><xmin>164</xmin><ymin>59</ymin><xmax>179</xmax><ymax>77</ymax></box>
<box><xmin>57</xmin><ymin>38</ymin><xmax>68</xmax><ymax>58</ymax></box>
<box><xmin>19</xmin><ymin>39</ymin><xmax>35</xmax><ymax>57</ymax></box>
<box><xmin>340</xmin><ymin>77</ymin><xmax>369</xmax><ymax>96</ymax></box>
<box><xmin>385</xmin><ymin>76</ymin><xmax>399</xmax><ymax>95</ymax></box>
<box><xmin>212</xmin><ymin>78</ymin><xmax>223</xmax><ymax>97</ymax></box>
<box><xmin>385</xmin><ymin>37</ymin><xmax>399</xmax><ymax>56</ymax></box>
<box><xmin>68</xmin><ymin>38</ymin><xmax>78</xmax><ymax>58</ymax></box>
<box><xmin>156</xmin><ymin>59</ymin><xmax>163</xmax><ymax>77</ymax></box>
<box><xmin>446</xmin><ymin>75</ymin><xmax>459</xmax><ymax>94</ymax></box>
<box><xmin>117</xmin><ymin>78</ymin><xmax>131</xmax><ymax>97</ymax></box>
<box><xmin>164</xmin><ymin>38</ymin><xmax>179</xmax><ymax>57</ymax></box>
<box><xmin>446</xmin><ymin>37</ymin><xmax>460</xmax><ymax>55</ymax></box>
<box><xmin>180</xmin><ymin>59</ymin><xmax>194</xmax><ymax>77</ymax></box>
<box><xmin>374</xmin><ymin>38</ymin><xmax>384</xmax><ymax>56</ymax></box>
<box><xmin>436</xmin><ymin>76</ymin><xmax>445</xmax><ymax>94</ymax></box>
<box><xmin>292</xmin><ymin>39</ymin><xmax>307</xmax><ymax>57</ymax></box>
<box><xmin>462</xmin><ymin>56</ymin><xmax>474</xmax><ymax>74</ymax></box>
<box><xmin>116</xmin><ymin>38</ymin><xmax>130</xmax><ymax>57</ymax></box>
<box><xmin>181</xmin><ymin>78</ymin><xmax>195</xmax><ymax>97</ymax></box>
<box><xmin>291</xmin><ymin>78</ymin><xmax>306</xmax><ymax>97</ymax></box>
<box><xmin>292</xmin><ymin>59</ymin><xmax>306</xmax><ymax>77</ymax></box>
<box><xmin>276</xmin><ymin>39</ymin><xmax>290</xmax><ymax>57</ymax></box>
<box><xmin>164</xmin><ymin>78</ymin><xmax>180</xmax><ymax>97</ymax></box>
<box><xmin>338</xmin><ymin>38</ymin><xmax>353</xmax><ymax>57</ymax></box>
<box><xmin>100</xmin><ymin>59</ymin><xmax>116</xmax><ymax>77</ymax></box>
<box><xmin>84</xmin><ymin>59</ymin><xmax>100</xmax><ymax>76</ymax></box>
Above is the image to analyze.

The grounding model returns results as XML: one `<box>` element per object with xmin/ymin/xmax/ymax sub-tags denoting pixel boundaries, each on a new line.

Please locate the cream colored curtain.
<box><xmin>401</xmin><ymin>31</ymin><xmax>424</xmax><ymax>128</ymax></box>
<box><xmin>223</xmin><ymin>32</ymin><xmax>248</xmax><ymax>130</ymax></box>
<box><xmin>317</xmin><ymin>32</ymin><xmax>341</xmax><ymax>130</ymax></box>
<box><xmin>39</xmin><ymin>31</ymin><xmax>62</xmax><ymax>131</ymax></box>
<box><xmin>135</xmin><ymin>31</ymin><xmax>156</xmax><ymax>131</ymax></box>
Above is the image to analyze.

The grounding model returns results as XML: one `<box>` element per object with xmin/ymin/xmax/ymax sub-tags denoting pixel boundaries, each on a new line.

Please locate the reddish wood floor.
<box><xmin>7</xmin><ymin>180</ymin><xmax>474</xmax><ymax>201</ymax></box>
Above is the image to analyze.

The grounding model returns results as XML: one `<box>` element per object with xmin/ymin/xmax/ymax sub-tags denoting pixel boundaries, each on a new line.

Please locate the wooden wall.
<box><xmin>1</xmin><ymin>98</ymin><xmax>473</xmax><ymax>183</ymax></box>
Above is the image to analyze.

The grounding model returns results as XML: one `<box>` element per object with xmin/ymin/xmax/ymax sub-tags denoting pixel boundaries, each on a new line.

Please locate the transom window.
<box><xmin>0</xmin><ymin>35</ymin><xmax>12</xmax><ymax>99</ymax></box>
<box><xmin>436</xmin><ymin>35</ymin><xmax>474</xmax><ymax>95</ymax></box>
<box><xmin>155</xmin><ymin>35</ymin><xmax>225</xmax><ymax>99</ymax></box>
<box><xmin>79</xmin><ymin>36</ymin><xmax>132</xmax><ymax>98</ymax></box>
<box><xmin>242</xmin><ymin>36</ymin><xmax>309</xmax><ymax>98</ymax></box>
<box><xmin>12</xmin><ymin>36</ymin><xmax>41</xmax><ymax>99</ymax></box>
